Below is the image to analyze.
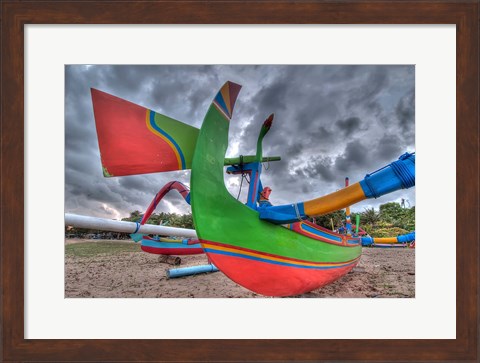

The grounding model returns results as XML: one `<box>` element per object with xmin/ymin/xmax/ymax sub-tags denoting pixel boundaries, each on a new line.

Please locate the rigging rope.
<box><xmin>237</xmin><ymin>173</ymin><xmax>245</xmax><ymax>200</ymax></box>
<box><xmin>263</xmin><ymin>159</ymin><xmax>270</xmax><ymax>170</ymax></box>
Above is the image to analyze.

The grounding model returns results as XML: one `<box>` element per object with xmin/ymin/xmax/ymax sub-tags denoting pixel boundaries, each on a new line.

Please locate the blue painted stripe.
<box><xmin>214</xmin><ymin>93</ymin><xmax>230</xmax><ymax>117</ymax></box>
<box><xmin>142</xmin><ymin>239</ymin><xmax>201</xmax><ymax>249</ymax></box>
<box><xmin>149</xmin><ymin>111</ymin><xmax>186</xmax><ymax>169</ymax></box>
<box><xmin>301</xmin><ymin>224</ymin><xmax>343</xmax><ymax>242</ymax></box>
<box><xmin>258</xmin><ymin>202</ymin><xmax>307</xmax><ymax>224</ymax></box>
<box><xmin>204</xmin><ymin>248</ymin><xmax>356</xmax><ymax>270</ymax></box>
<box><xmin>297</xmin><ymin>202</ymin><xmax>305</xmax><ymax>216</ymax></box>
<box><xmin>133</xmin><ymin>222</ymin><xmax>141</xmax><ymax>234</ymax></box>
<box><xmin>346</xmin><ymin>238</ymin><xmax>360</xmax><ymax>245</ymax></box>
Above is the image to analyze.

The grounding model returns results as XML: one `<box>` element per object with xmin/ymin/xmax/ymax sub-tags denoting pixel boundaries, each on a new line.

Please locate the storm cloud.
<box><xmin>65</xmin><ymin>65</ymin><xmax>415</xmax><ymax>219</ymax></box>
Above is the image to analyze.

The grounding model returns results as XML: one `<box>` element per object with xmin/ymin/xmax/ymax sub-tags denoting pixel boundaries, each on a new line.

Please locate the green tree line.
<box><xmin>121</xmin><ymin>211</ymin><xmax>195</xmax><ymax>229</ymax></box>
<box><xmin>312</xmin><ymin>202</ymin><xmax>415</xmax><ymax>238</ymax></box>
<box><xmin>67</xmin><ymin>202</ymin><xmax>413</xmax><ymax>239</ymax></box>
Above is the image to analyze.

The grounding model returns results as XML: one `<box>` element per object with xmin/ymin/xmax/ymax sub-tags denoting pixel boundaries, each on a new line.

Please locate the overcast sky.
<box><xmin>65</xmin><ymin>65</ymin><xmax>415</xmax><ymax>220</ymax></box>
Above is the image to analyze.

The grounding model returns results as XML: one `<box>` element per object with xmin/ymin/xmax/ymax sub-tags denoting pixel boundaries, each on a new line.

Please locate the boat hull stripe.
<box><xmin>204</xmin><ymin>247</ymin><xmax>359</xmax><ymax>269</ymax></box>
<box><xmin>202</xmin><ymin>240</ymin><xmax>360</xmax><ymax>267</ymax></box>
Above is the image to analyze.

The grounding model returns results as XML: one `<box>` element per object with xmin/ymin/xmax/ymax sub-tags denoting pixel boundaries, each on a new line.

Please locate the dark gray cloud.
<box><xmin>395</xmin><ymin>88</ymin><xmax>415</xmax><ymax>147</ymax></box>
<box><xmin>335</xmin><ymin>141</ymin><xmax>371</xmax><ymax>173</ymax></box>
<box><xmin>65</xmin><ymin>65</ymin><xmax>415</xmax><ymax>219</ymax></box>
<box><xmin>294</xmin><ymin>157</ymin><xmax>336</xmax><ymax>183</ymax></box>
<box><xmin>336</xmin><ymin>117</ymin><xmax>364</xmax><ymax>137</ymax></box>
<box><xmin>376</xmin><ymin>134</ymin><xmax>404</xmax><ymax>162</ymax></box>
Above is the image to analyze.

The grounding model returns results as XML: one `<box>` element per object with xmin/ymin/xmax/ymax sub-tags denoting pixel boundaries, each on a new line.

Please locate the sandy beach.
<box><xmin>65</xmin><ymin>239</ymin><xmax>415</xmax><ymax>298</ymax></box>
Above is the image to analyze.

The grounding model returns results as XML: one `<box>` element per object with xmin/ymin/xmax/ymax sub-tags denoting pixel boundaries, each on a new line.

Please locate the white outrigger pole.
<box><xmin>65</xmin><ymin>213</ymin><xmax>197</xmax><ymax>238</ymax></box>
<box><xmin>65</xmin><ymin>214</ymin><xmax>218</xmax><ymax>277</ymax></box>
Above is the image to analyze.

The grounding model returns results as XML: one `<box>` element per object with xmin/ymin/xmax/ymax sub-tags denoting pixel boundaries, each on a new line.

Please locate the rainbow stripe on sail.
<box><xmin>212</xmin><ymin>82</ymin><xmax>241</xmax><ymax>121</ymax></box>
<box><xmin>145</xmin><ymin>110</ymin><xmax>186</xmax><ymax>170</ymax></box>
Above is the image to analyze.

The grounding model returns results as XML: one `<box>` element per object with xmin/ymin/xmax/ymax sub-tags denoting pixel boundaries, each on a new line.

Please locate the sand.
<box><xmin>65</xmin><ymin>239</ymin><xmax>415</xmax><ymax>298</ymax></box>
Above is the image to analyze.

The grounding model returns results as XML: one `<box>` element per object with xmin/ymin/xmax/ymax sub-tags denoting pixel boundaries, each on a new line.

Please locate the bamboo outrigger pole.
<box><xmin>65</xmin><ymin>213</ymin><xmax>197</xmax><ymax>238</ymax></box>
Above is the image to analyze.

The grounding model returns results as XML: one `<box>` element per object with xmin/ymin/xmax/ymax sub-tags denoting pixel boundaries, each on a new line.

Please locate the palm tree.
<box><xmin>362</xmin><ymin>207</ymin><xmax>380</xmax><ymax>226</ymax></box>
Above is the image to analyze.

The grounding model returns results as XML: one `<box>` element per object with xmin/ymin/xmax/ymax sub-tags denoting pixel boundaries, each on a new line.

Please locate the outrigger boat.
<box><xmin>129</xmin><ymin>181</ymin><xmax>203</xmax><ymax>255</ymax></box>
<box><xmin>89</xmin><ymin>82</ymin><xmax>415</xmax><ymax>296</ymax></box>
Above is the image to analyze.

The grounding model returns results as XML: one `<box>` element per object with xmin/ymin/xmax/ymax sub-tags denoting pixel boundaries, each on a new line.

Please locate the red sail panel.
<box><xmin>91</xmin><ymin>89</ymin><xmax>190</xmax><ymax>177</ymax></box>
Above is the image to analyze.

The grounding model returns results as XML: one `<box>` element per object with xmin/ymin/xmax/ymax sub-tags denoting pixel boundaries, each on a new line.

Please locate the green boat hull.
<box><xmin>191</xmin><ymin>82</ymin><xmax>361</xmax><ymax>296</ymax></box>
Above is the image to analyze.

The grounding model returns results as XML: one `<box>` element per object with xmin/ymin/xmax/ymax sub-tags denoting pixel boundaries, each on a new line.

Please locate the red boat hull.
<box><xmin>203</xmin><ymin>241</ymin><xmax>360</xmax><ymax>297</ymax></box>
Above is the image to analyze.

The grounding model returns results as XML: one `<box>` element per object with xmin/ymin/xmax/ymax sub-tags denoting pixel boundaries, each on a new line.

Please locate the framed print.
<box><xmin>1</xmin><ymin>1</ymin><xmax>478</xmax><ymax>361</ymax></box>
<box><xmin>29</xmin><ymin>27</ymin><xmax>450</xmax><ymax>340</ymax></box>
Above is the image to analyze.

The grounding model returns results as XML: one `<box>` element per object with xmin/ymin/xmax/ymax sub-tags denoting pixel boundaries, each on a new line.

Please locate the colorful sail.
<box><xmin>91</xmin><ymin>88</ymin><xmax>199</xmax><ymax>177</ymax></box>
